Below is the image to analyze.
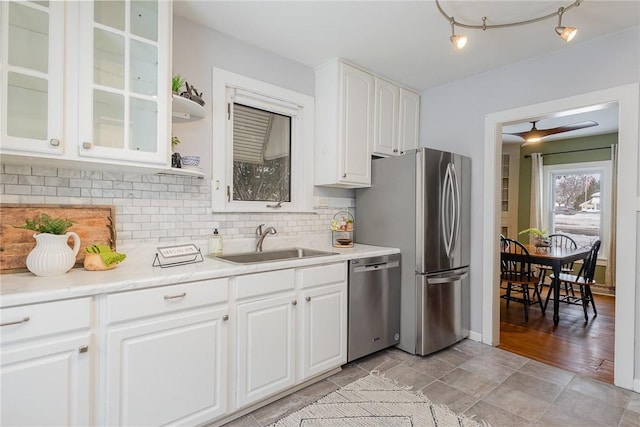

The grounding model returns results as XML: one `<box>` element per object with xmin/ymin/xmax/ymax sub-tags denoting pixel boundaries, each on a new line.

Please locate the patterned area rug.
<box><xmin>269</xmin><ymin>373</ymin><xmax>486</xmax><ymax>427</ymax></box>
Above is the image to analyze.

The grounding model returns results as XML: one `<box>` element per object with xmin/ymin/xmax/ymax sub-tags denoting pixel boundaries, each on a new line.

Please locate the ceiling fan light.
<box><xmin>450</xmin><ymin>34</ymin><xmax>467</xmax><ymax>49</ymax></box>
<box><xmin>525</xmin><ymin>136</ymin><xmax>542</xmax><ymax>143</ymax></box>
<box><xmin>556</xmin><ymin>26</ymin><xmax>577</xmax><ymax>42</ymax></box>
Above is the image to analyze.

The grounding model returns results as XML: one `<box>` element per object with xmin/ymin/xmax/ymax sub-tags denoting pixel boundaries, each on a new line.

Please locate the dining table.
<box><xmin>503</xmin><ymin>243</ymin><xmax>591</xmax><ymax>325</ymax></box>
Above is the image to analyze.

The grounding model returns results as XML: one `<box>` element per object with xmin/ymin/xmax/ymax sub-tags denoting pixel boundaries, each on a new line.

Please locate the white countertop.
<box><xmin>0</xmin><ymin>236</ymin><xmax>398</xmax><ymax>308</ymax></box>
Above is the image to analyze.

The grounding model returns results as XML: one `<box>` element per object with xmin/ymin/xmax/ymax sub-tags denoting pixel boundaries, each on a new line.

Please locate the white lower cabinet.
<box><xmin>103</xmin><ymin>279</ymin><xmax>229</xmax><ymax>426</ymax></box>
<box><xmin>0</xmin><ymin>298</ymin><xmax>92</xmax><ymax>426</ymax></box>
<box><xmin>236</xmin><ymin>293</ymin><xmax>297</xmax><ymax>407</ymax></box>
<box><xmin>298</xmin><ymin>262</ymin><xmax>348</xmax><ymax>380</ymax></box>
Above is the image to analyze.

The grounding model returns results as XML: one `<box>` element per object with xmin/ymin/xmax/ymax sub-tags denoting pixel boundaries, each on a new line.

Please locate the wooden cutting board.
<box><xmin>0</xmin><ymin>204</ymin><xmax>116</xmax><ymax>274</ymax></box>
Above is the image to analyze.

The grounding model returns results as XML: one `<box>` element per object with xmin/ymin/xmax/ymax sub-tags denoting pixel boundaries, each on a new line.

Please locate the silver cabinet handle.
<box><xmin>0</xmin><ymin>316</ymin><xmax>30</xmax><ymax>327</ymax></box>
<box><xmin>164</xmin><ymin>292</ymin><xmax>186</xmax><ymax>300</ymax></box>
<box><xmin>222</xmin><ymin>314</ymin><xmax>229</xmax><ymax>321</ymax></box>
<box><xmin>342</xmin><ymin>173</ymin><xmax>347</xmax><ymax>178</ymax></box>
<box><xmin>79</xmin><ymin>345</ymin><xmax>89</xmax><ymax>354</ymax></box>
<box><xmin>82</xmin><ymin>142</ymin><xmax>93</xmax><ymax>149</ymax></box>
<box><xmin>291</xmin><ymin>300</ymin><xmax>297</xmax><ymax>306</ymax></box>
<box><xmin>306</xmin><ymin>296</ymin><xmax>311</xmax><ymax>302</ymax></box>
<box><xmin>393</xmin><ymin>148</ymin><xmax>398</xmax><ymax>153</ymax></box>
<box><xmin>49</xmin><ymin>139</ymin><xmax>60</xmax><ymax>147</ymax></box>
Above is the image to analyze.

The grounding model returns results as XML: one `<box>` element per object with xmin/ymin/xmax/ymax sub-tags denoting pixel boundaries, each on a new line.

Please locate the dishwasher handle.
<box><xmin>352</xmin><ymin>260</ymin><xmax>399</xmax><ymax>274</ymax></box>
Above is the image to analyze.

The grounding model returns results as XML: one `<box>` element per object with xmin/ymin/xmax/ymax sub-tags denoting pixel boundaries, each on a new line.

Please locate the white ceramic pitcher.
<box><xmin>26</xmin><ymin>232</ymin><xmax>81</xmax><ymax>277</ymax></box>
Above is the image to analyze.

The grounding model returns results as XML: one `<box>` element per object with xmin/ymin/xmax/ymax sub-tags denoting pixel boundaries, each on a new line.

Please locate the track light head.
<box><xmin>555</xmin><ymin>7</ymin><xmax>578</xmax><ymax>42</ymax></box>
<box><xmin>555</xmin><ymin>26</ymin><xmax>578</xmax><ymax>42</ymax></box>
<box><xmin>449</xmin><ymin>19</ymin><xmax>467</xmax><ymax>49</ymax></box>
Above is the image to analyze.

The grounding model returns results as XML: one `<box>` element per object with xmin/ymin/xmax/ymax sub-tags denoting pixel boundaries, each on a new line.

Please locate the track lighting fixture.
<box><xmin>436</xmin><ymin>0</ymin><xmax>582</xmax><ymax>49</ymax></box>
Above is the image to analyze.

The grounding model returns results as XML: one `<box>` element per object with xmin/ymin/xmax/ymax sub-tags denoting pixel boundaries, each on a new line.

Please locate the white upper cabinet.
<box><xmin>0</xmin><ymin>1</ymin><xmax>172</xmax><ymax>170</ymax></box>
<box><xmin>0</xmin><ymin>1</ymin><xmax>64</xmax><ymax>155</ymax></box>
<box><xmin>398</xmin><ymin>88</ymin><xmax>420</xmax><ymax>154</ymax></box>
<box><xmin>373</xmin><ymin>77</ymin><xmax>400</xmax><ymax>157</ymax></box>
<box><xmin>315</xmin><ymin>59</ymin><xmax>420</xmax><ymax>187</ymax></box>
<box><xmin>315</xmin><ymin>60</ymin><xmax>374</xmax><ymax>188</ymax></box>
<box><xmin>78</xmin><ymin>0</ymin><xmax>171</xmax><ymax>166</ymax></box>
<box><xmin>372</xmin><ymin>79</ymin><xmax>420</xmax><ymax>157</ymax></box>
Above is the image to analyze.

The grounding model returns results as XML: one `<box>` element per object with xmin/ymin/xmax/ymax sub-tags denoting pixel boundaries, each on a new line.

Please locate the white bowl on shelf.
<box><xmin>181</xmin><ymin>156</ymin><xmax>200</xmax><ymax>167</ymax></box>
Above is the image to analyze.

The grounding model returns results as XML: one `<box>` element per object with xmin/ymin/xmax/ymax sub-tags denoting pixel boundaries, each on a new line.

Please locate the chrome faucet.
<box><xmin>255</xmin><ymin>224</ymin><xmax>277</xmax><ymax>252</ymax></box>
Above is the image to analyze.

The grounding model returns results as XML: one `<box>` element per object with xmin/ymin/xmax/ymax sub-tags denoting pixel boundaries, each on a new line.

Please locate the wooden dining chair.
<box><xmin>537</xmin><ymin>234</ymin><xmax>578</xmax><ymax>298</ymax></box>
<box><xmin>500</xmin><ymin>238</ymin><xmax>545</xmax><ymax>321</ymax></box>
<box><xmin>547</xmin><ymin>240</ymin><xmax>601</xmax><ymax>322</ymax></box>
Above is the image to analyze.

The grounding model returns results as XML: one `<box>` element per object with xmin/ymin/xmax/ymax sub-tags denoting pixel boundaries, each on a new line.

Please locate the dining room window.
<box><xmin>543</xmin><ymin>161</ymin><xmax>611</xmax><ymax>258</ymax></box>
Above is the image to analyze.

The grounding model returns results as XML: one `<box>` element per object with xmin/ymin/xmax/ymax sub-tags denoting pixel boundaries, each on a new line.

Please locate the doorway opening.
<box><xmin>481</xmin><ymin>84</ymin><xmax>639</xmax><ymax>390</ymax></box>
<box><xmin>498</xmin><ymin>106</ymin><xmax>618</xmax><ymax>383</ymax></box>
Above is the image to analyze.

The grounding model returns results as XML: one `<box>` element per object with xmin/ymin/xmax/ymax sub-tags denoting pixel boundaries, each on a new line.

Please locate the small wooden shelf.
<box><xmin>172</xmin><ymin>94</ymin><xmax>206</xmax><ymax>122</ymax></box>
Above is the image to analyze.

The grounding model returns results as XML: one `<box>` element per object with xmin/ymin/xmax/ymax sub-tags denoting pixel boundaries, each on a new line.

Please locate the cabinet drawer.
<box><xmin>299</xmin><ymin>262</ymin><xmax>346</xmax><ymax>289</ymax></box>
<box><xmin>0</xmin><ymin>298</ymin><xmax>91</xmax><ymax>345</ymax></box>
<box><xmin>106</xmin><ymin>278</ymin><xmax>228</xmax><ymax>324</ymax></box>
<box><xmin>235</xmin><ymin>269</ymin><xmax>295</xmax><ymax>300</ymax></box>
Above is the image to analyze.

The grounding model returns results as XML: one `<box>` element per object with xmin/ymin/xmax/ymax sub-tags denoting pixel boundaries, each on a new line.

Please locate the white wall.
<box><xmin>172</xmin><ymin>17</ymin><xmax>351</xmax><ymax>200</ymax></box>
<box><xmin>420</xmin><ymin>26</ymin><xmax>640</xmax><ymax>342</ymax></box>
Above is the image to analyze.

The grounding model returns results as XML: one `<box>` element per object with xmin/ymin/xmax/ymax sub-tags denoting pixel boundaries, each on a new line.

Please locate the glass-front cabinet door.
<box><xmin>0</xmin><ymin>1</ymin><xmax>64</xmax><ymax>155</ymax></box>
<box><xmin>78</xmin><ymin>0</ymin><xmax>169</xmax><ymax>165</ymax></box>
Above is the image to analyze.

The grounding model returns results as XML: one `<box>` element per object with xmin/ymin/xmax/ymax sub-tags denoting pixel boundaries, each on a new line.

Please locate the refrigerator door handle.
<box><xmin>450</xmin><ymin>162</ymin><xmax>461</xmax><ymax>255</ymax></box>
<box><xmin>441</xmin><ymin>163</ymin><xmax>456</xmax><ymax>258</ymax></box>
<box><xmin>425</xmin><ymin>269</ymin><xmax>469</xmax><ymax>284</ymax></box>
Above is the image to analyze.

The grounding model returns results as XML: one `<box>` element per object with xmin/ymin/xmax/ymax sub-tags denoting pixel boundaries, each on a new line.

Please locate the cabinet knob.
<box><xmin>82</xmin><ymin>142</ymin><xmax>93</xmax><ymax>149</ymax></box>
<box><xmin>49</xmin><ymin>139</ymin><xmax>60</xmax><ymax>147</ymax></box>
<box><xmin>400</xmin><ymin>151</ymin><xmax>404</xmax><ymax>154</ymax></box>
<box><xmin>342</xmin><ymin>173</ymin><xmax>347</xmax><ymax>178</ymax></box>
<box><xmin>393</xmin><ymin>148</ymin><xmax>398</xmax><ymax>153</ymax></box>
<box><xmin>79</xmin><ymin>345</ymin><xmax>89</xmax><ymax>354</ymax></box>
<box><xmin>306</xmin><ymin>296</ymin><xmax>311</xmax><ymax>302</ymax></box>
<box><xmin>291</xmin><ymin>300</ymin><xmax>297</xmax><ymax>306</ymax></box>
<box><xmin>222</xmin><ymin>314</ymin><xmax>229</xmax><ymax>321</ymax></box>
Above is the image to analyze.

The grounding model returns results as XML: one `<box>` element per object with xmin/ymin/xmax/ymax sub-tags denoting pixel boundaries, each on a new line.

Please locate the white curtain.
<box><xmin>529</xmin><ymin>153</ymin><xmax>545</xmax><ymax>235</ymax></box>
<box><xmin>605</xmin><ymin>144</ymin><xmax>618</xmax><ymax>288</ymax></box>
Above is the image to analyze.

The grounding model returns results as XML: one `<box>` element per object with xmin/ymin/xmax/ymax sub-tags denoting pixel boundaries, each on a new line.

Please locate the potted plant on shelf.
<box><xmin>15</xmin><ymin>213</ymin><xmax>80</xmax><ymax>277</ymax></box>
<box><xmin>172</xmin><ymin>74</ymin><xmax>186</xmax><ymax>95</ymax></box>
<box><xmin>518</xmin><ymin>227</ymin><xmax>551</xmax><ymax>248</ymax></box>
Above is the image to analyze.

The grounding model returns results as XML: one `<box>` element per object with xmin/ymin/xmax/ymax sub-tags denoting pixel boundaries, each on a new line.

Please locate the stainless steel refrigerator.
<box><xmin>355</xmin><ymin>148</ymin><xmax>471</xmax><ymax>355</ymax></box>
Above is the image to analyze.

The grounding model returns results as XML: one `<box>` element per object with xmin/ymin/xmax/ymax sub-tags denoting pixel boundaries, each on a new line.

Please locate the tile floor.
<box><xmin>222</xmin><ymin>340</ymin><xmax>640</xmax><ymax>427</ymax></box>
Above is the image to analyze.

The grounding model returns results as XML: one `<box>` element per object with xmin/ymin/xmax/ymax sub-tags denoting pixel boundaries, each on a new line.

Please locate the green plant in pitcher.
<box><xmin>15</xmin><ymin>213</ymin><xmax>76</xmax><ymax>235</ymax></box>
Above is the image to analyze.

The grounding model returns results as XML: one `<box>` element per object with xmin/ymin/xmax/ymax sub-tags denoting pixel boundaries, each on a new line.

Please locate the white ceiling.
<box><xmin>173</xmin><ymin>1</ymin><xmax>637</xmax><ymax>141</ymax></box>
<box><xmin>173</xmin><ymin>0</ymin><xmax>640</xmax><ymax>91</ymax></box>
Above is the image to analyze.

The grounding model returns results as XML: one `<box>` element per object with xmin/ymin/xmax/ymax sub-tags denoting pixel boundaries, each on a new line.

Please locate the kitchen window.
<box><xmin>211</xmin><ymin>68</ymin><xmax>314</xmax><ymax>212</ymax></box>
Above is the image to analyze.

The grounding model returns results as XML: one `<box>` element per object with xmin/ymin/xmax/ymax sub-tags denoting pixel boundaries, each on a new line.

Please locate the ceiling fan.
<box><xmin>504</xmin><ymin>120</ymin><xmax>599</xmax><ymax>145</ymax></box>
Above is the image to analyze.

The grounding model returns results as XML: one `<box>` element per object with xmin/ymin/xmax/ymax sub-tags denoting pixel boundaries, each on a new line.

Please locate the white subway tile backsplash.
<box><xmin>4</xmin><ymin>185</ymin><xmax>31</xmax><ymax>195</ymax></box>
<box><xmin>4</xmin><ymin>165</ymin><xmax>31</xmax><ymax>175</ymax></box>
<box><xmin>0</xmin><ymin>163</ymin><xmax>355</xmax><ymax>247</ymax></box>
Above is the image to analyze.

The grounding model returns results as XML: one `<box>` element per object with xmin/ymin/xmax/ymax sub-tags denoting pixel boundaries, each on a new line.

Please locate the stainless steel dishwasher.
<box><xmin>348</xmin><ymin>254</ymin><xmax>401</xmax><ymax>362</ymax></box>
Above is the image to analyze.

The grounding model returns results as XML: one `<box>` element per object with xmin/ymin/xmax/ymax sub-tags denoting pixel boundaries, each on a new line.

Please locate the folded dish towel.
<box><xmin>86</xmin><ymin>244</ymin><xmax>126</xmax><ymax>266</ymax></box>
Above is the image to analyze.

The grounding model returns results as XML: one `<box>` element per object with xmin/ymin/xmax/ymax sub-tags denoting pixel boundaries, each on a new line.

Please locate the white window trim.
<box><xmin>542</xmin><ymin>160</ymin><xmax>612</xmax><ymax>260</ymax></box>
<box><xmin>211</xmin><ymin>67</ymin><xmax>314</xmax><ymax>213</ymax></box>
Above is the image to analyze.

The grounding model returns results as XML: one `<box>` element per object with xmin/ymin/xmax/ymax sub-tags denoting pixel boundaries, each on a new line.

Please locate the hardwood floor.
<box><xmin>498</xmin><ymin>287</ymin><xmax>615</xmax><ymax>384</ymax></box>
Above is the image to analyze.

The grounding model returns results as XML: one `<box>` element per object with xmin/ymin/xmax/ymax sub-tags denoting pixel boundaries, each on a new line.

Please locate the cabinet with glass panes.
<box><xmin>0</xmin><ymin>1</ymin><xmax>171</xmax><ymax>169</ymax></box>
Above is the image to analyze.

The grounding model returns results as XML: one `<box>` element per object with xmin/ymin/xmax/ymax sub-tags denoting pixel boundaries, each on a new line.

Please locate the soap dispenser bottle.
<box><xmin>208</xmin><ymin>229</ymin><xmax>223</xmax><ymax>255</ymax></box>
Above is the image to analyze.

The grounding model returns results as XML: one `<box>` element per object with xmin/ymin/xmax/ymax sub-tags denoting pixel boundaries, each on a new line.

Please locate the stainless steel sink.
<box><xmin>214</xmin><ymin>247</ymin><xmax>338</xmax><ymax>264</ymax></box>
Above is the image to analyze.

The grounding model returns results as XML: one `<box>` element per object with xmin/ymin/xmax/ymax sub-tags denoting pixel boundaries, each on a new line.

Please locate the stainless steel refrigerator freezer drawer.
<box><xmin>415</xmin><ymin>267</ymin><xmax>470</xmax><ymax>356</ymax></box>
<box><xmin>347</xmin><ymin>254</ymin><xmax>401</xmax><ymax>362</ymax></box>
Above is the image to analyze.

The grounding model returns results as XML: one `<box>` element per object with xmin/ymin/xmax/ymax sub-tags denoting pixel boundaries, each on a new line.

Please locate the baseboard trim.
<box><xmin>468</xmin><ymin>330</ymin><xmax>482</xmax><ymax>342</ymax></box>
<box><xmin>634</xmin><ymin>378</ymin><xmax>640</xmax><ymax>393</ymax></box>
